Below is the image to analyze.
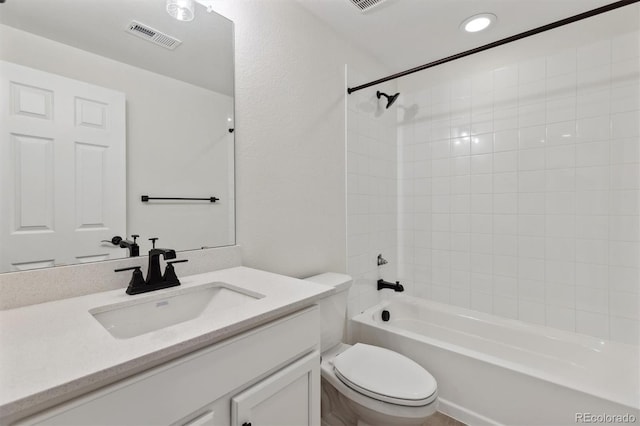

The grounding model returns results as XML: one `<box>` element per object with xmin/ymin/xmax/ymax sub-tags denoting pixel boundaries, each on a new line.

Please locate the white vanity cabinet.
<box><xmin>18</xmin><ymin>306</ymin><xmax>320</xmax><ymax>426</ymax></box>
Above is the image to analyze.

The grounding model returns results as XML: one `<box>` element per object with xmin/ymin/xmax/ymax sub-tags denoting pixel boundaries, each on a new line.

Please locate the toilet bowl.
<box><xmin>305</xmin><ymin>273</ymin><xmax>438</xmax><ymax>426</ymax></box>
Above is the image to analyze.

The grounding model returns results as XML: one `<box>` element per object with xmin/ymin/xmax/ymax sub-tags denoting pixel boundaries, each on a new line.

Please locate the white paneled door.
<box><xmin>0</xmin><ymin>60</ymin><xmax>126</xmax><ymax>271</ymax></box>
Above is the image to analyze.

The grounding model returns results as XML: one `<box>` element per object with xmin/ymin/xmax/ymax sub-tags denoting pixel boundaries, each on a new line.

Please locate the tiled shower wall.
<box><xmin>346</xmin><ymin>67</ymin><xmax>398</xmax><ymax>317</ymax></box>
<box><xmin>397</xmin><ymin>32</ymin><xmax>640</xmax><ymax>344</ymax></box>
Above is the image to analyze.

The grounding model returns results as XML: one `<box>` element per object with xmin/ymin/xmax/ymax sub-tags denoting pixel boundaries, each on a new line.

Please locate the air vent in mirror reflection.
<box><xmin>126</xmin><ymin>21</ymin><xmax>182</xmax><ymax>50</ymax></box>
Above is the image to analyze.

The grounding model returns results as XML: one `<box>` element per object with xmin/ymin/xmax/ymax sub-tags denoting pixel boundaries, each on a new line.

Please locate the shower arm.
<box><xmin>347</xmin><ymin>0</ymin><xmax>639</xmax><ymax>94</ymax></box>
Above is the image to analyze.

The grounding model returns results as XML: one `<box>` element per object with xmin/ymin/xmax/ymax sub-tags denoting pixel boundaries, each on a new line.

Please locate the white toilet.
<box><xmin>305</xmin><ymin>273</ymin><xmax>438</xmax><ymax>426</ymax></box>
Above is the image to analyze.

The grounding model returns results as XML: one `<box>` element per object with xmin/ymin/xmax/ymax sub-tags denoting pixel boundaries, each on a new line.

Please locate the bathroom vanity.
<box><xmin>0</xmin><ymin>267</ymin><xmax>332</xmax><ymax>425</ymax></box>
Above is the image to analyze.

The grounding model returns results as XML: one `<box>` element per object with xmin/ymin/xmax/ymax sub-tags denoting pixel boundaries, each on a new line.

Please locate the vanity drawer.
<box><xmin>21</xmin><ymin>306</ymin><xmax>320</xmax><ymax>426</ymax></box>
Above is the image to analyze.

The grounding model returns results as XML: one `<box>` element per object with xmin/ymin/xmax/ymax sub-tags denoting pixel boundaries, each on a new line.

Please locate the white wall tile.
<box><xmin>576</xmin><ymin>191</ymin><xmax>609</xmax><ymax>215</ymax></box>
<box><xmin>577</xmin><ymin>40</ymin><xmax>611</xmax><ymax>70</ymax></box>
<box><xmin>576</xmin><ymin>115</ymin><xmax>611</xmax><ymax>142</ymax></box>
<box><xmin>399</xmin><ymin>34</ymin><xmax>640</xmax><ymax>344</ymax></box>
<box><xmin>520</xmin><ymin>125</ymin><xmax>547</xmax><ymax>149</ymax></box>
<box><xmin>519</xmin><ymin>215</ymin><xmax>545</xmax><ymax>236</ymax></box>
<box><xmin>576</xmin><ymin>262</ymin><xmax>609</xmax><ymax>289</ymax></box>
<box><xmin>575</xmin><ymin>239</ymin><xmax>608</xmax><ymax>264</ymax></box>
<box><xmin>519</xmin><ymin>57</ymin><xmax>546</xmax><ymax>84</ymax></box>
<box><xmin>519</xmin><ymin>102</ymin><xmax>546</xmax><ymax>127</ymax></box>
<box><xmin>493</xmin><ymin>295</ymin><xmax>518</xmax><ymax>319</ymax></box>
<box><xmin>519</xmin><ymin>299</ymin><xmax>546</xmax><ymax>325</ymax></box>
<box><xmin>493</xmin><ymin>172</ymin><xmax>517</xmax><ymax>193</ymax></box>
<box><xmin>612</xmin><ymin>58</ymin><xmax>640</xmax><ymax>85</ymax></box>
<box><xmin>494</xmin><ymin>129</ymin><xmax>519</xmax><ymax>152</ymax></box>
<box><xmin>546</xmin><ymin>96</ymin><xmax>576</xmax><ymax>123</ymax></box>
<box><xmin>471</xmin><ymin>154</ymin><xmax>493</xmax><ymax>174</ymax></box>
<box><xmin>546</xmin><ymin>121</ymin><xmax>576</xmax><ymax>145</ymax></box>
<box><xmin>610</xmin><ymin>316</ymin><xmax>640</xmax><ymax>345</ymax></box>
<box><xmin>471</xmin><ymin>174</ymin><xmax>492</xmax><ymax>194</ymax></box>
<box><xmin>575</xmin><ymin>141</ymin><xmax>609</xmax><ymax>167</ymax></box>
<box><xmin>546</xmin><ymin>145</ymin><xmax>576</xmax><ymax>169</ymax></box>
<box><xmin>547</xmin><ymin>74</ymin><xmax>576</xmax><ymax>100</ymax></box>
<box><xmin>519</xmin><ymin>148</ymin><xmax>546</xmax><ymax>170</ymax></box>
<box><xmin>547</xmin><ymin>306</ymin><xmax>576</xmax><ymax>332</ymax></box>
<box><xmin>472</xmin><ymin>71</ymin><xmax>494</xmax><ymax>94</ymax></box>
<box><xmin>575</xmin><ymin>215</ymin><xmax>608</xmax><ymax>240</ymax></box>
<box><xmin>546</xmin><ymin>282</ymin><xmax>575</xmax><ymax>308</ymax></box>
<box><xmin>547</xmin><ymin>49</ymin><xmax>577</xmax><ymax>77</ymax></box>
<box><xmin>611</xmin><ymin>111</ymin><xmax>640</xmax><ymax>138</ymax></box>
<box><xmin>576</xmin><ymin>287</ymin><xmax>608</xmax><ymax>314</ymax></box>
<box><xmin>577</xmin><ymin>64</ymin><xmax>611</xmax><ymax>93</ymax></box>
<box><xmin>471</xmin><ymin>134</ymin><xmax>493</xmax><ymax>155</ymax></box>
<box><xmin>519</xmin><ymin>278</ymin><xmax>545</xmax><ymax>301</ymax></box>
<box><xmin>545</xmin><ymin>168</ymin><xmax>575</xmax><ymax>192</ymax></box>
<box><xmin>519</xmin><ymin>170</ymin><xmax>546</xmax><ymax>192</ymax></box>
<box><xmin>611</xmin><ymin>84</ymin><xmax>640</xmax><ymax>113</ymax></box>
<box><xmin>610</xmin><ymin>290</ymin><xmax>640</xmax><ymax>319</ymax></box>
<box><xmin>612</xmin><ymin>31</ymin><xmax>640</xmax><ymax>62</ymax></box>
<box><xmin>576</xmin><ymin>310</ymin><xmax>609</xmax><ymax>340</ymax></box>
<box><xmin>494</xmin><ymin>65</ymin><xmax>518</xmax><ymax>89</ymax></box>
<box><xmin>610</xmin><ymin>138</ymin><xmax>640</xmax><ymax>164</ymax></box>
<box><xmin>577</xmin><ymin>89</ymin><xmax>610</xmax><ymax>119</ymax></box>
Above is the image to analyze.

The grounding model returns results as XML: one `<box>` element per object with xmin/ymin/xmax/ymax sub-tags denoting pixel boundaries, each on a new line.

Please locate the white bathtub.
<box><xmin>350</xmin><ymin>296</ymin><xmax>640</xmax><ymax>426</ymax></box>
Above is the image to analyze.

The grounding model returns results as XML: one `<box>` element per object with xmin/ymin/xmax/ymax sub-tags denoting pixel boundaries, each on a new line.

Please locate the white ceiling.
<box><xmin>297</xmin><ymin>0</ymin><xmax>618</xmax><ymax>73</ymax></box>
<box><xmin>0</xmin><ymin>0</ymin><xmax>234</xmax><ymax>95</ymax></box>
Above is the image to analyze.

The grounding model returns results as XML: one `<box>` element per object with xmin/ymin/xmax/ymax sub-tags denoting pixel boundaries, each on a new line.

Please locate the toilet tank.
<box><xmin>304</xmin><ymin>273</ymin><xmax>352</xmax><ymax>352</ymax></box>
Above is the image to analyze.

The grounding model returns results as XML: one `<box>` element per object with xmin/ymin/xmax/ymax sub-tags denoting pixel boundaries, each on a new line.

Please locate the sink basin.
<box><xmin>90</xmin><ymin>282</ymin><xmax>264</xmax><ymax>339</ymax></box>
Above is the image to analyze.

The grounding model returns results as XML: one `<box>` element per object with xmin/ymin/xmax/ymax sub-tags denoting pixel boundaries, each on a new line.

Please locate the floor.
<box><xmin>426</xmin><ymin>412</ymin><xmax>466</xmax><ymax>426</ymax></box>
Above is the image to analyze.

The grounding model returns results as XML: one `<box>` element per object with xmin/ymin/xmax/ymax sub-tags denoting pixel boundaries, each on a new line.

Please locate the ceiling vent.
<box><xmin>126</xmin><ymin>21</ymin><xmax>182</xmax><ymax>50</ymax></box>
<box><xmin>349</xmin><ymin>0</ymin><xmax>388</xmax><ymax>12</ymax></box>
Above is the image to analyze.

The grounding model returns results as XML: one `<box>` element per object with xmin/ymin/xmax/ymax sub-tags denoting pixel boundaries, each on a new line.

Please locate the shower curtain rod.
<box><xmin>347</xmin><ymin>0</ymin><xmax>639</xmax><ymax>94</ymax></box>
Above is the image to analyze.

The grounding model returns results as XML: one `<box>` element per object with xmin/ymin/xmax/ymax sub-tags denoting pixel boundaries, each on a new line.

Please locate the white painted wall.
<box><xmin>1</xmin><ymin>0</ymin><xmax>390</xmax><ymax>291</ymax></box>
<box><xmin>0</xmin><ymin>24</ymin><xmax>234</xmax><ymax>256</ymax></box>
<box><xmin>396</xmin><ymin>7</ymin><xmax>640</xmax><ymax>344</ymax></box>
<box><xmin>212</xmin><ymin>0</ymin><xmax>389</xmax><ymax>278</ymax></box>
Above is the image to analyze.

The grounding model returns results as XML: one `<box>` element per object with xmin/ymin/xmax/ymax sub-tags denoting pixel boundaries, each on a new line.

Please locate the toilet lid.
<box><xmin>333</xmin><ymin>343</ymin><xmax>437</xmax><ymax>406</ymax></box>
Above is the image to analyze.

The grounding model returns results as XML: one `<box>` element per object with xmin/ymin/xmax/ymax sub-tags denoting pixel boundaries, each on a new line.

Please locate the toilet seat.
<box><xmin>333</xmin><ymin>343</ymin><xmax>437</xmax><ymax>407</ymax></box>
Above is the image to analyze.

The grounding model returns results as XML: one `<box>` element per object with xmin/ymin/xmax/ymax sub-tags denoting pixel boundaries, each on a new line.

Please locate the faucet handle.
<box><xmin>164</xmin><ymin>259</ymin><xmax>188</xmax><ymax>285</ymax></box>
<box><xmin>131</xmin><ymin>234</ymin><xmax>139</xmax><ymax>243</ymax></box>
<box><xmin>115</xmin><ymin>266</ymin><xmax>146</xmax><ymax>295</ymax></box>
<box><xmin>149</xmin><ymin>237</ymin><xmax>158</xmax><ymax>248</ymax></box>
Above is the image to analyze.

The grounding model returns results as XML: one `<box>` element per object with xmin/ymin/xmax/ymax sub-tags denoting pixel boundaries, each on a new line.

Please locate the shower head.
<box><xmin>377</xmin><ymin>91</ymin><xmax>400</xmax><ymax>109</ymax></box>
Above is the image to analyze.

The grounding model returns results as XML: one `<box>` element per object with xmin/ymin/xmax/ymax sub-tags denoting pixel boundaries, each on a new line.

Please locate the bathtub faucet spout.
<box><xmin>377</xmin><ymin>279</ymin><xmax>404</xmax><ymax>292</ymax></box>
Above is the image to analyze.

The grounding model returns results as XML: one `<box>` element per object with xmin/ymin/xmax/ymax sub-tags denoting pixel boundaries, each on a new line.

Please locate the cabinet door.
<box><xmin>231</xmin><ymin>351</ymin><xmax>320</xmax><ymax>426</ymax></box>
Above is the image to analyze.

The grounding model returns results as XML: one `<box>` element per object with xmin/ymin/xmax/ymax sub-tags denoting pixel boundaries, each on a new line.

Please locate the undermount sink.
<box><xmin>90</xmin><ymin>282</ymin><xmax>264</xmax><ymax>339</ymax></box>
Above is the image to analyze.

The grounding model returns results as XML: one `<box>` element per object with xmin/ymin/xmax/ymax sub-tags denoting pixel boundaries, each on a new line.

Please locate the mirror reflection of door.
<box><xmin>0</xmin><ymin>60</ymin><xmax>126</xmax><ymax>271</ymax></box>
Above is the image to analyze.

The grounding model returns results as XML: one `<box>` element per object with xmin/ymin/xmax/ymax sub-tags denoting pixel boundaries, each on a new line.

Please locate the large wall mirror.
<box><xmin>0</xmin><ymin>0</ymin><xmax>235</xmax><ymax>273</ymax></box>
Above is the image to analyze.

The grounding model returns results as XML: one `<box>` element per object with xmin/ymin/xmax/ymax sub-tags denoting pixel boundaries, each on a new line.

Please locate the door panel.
<box><xmin>0</xmin><ymin>60</ymin><xmax>126</xmax><ymax>271</ymax></box>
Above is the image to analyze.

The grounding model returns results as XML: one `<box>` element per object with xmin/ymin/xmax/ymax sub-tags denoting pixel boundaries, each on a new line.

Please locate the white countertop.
<box><xmin>0</xmin><ymin>266</ymin><xmax>333</xmax><ymax>422</ymax></box>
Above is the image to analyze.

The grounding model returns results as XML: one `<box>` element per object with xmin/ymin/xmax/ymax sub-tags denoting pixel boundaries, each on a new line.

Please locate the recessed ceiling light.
<box><xmin>461</xmin><ymin>13</ymin><xmax>496</xmax><ymax>33</ymax></box>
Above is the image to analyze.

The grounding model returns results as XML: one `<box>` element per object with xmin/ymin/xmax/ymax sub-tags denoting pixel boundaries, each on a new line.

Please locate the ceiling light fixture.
<box><xmin>167</xmin><ymin>0</ymin><xmax>195</xmax><ymax>22</ymax></box>
<box><xmin>461</xmin><ymin>13</ymin><xmax>496</xmax><ymax>33</ymax></box>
